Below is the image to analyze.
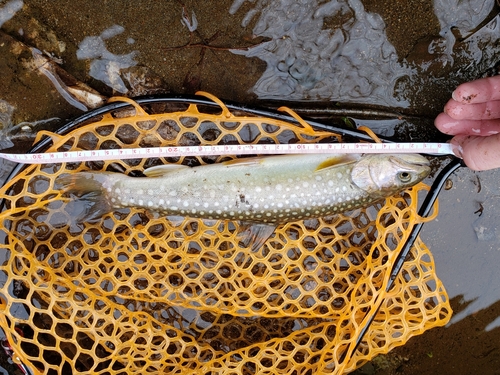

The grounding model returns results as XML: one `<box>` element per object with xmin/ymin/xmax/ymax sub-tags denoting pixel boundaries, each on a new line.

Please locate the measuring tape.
<box><xmin>1</xmin><ymin>142</ymin><xmax>453</xmax><ymax>165</ymax></box>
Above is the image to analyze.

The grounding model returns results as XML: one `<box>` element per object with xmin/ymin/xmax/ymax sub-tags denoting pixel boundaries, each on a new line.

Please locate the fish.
<box><xmin>57</xmin><ymin>153</ymin><xmax>430</xmax><ymax>249</ymax></box>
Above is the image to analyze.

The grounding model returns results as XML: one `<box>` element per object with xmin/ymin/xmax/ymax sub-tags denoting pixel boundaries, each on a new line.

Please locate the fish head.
<box><xmin>351</xmin><ymin>153</ymin><xmax>431</xmax><ymax>198</ymax></box>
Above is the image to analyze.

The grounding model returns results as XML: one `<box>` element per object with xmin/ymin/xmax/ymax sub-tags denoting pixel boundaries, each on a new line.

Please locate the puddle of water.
<box><xmin>0</xmin><ymin>0</ymin><xmax>22</xmax><ymax>28</ymax></box>
<box><xmin>230</xmin><ymin>0</ymin><xmax>413</xmax><ymax>107</ymax></box>
<box><xmin>76</xmin><ymin>24</ymin><xmax>138</xmax><ymax>94</ymax></box>
<box><xmin>422</xmin><ymin>167</ymin><xmax>500</xmax><ymax>326</ymax></box>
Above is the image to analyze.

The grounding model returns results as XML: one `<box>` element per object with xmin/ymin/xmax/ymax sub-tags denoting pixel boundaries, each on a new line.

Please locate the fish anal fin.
<box><xmin>144</xmin><ymin>164</ymin><xmax>190</xmax><ymax>177</ymax></box>
<box><xmin>237</xmin><ymin>223</ymin><xmax>277</xmax><ymax>251</ymax></box>
<box><xmin>315</xmin><ymin>155</ymin><xmax>357</xmax><ymax>172</ymax></box>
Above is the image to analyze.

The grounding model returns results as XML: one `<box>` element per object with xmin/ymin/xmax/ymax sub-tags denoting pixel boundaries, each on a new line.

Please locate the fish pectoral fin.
<box><xmin>237</xmin><ymin>223</ymin><xmax>277</xmax><ymax>251</ymax></box>
<box><xmin>314</xmin><ymin>155</ymin><xmax>358</xmax><ymax>172</ymax></box>
<box><xmin>143</xmin><ymin>164</ymin><xmax>190</xmax><ymax>177</ymax></box>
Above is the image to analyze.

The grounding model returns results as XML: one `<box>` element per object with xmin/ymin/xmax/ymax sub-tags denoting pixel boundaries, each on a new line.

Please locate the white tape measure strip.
<box><xmin>1</xmin><ymin>142</ymin><xmax>453</xmax><ymax>164</ymax></box>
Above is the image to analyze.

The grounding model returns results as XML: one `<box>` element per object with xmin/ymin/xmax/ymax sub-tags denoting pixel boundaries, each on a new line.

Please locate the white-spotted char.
<box><xmin>58</xmin><ymin>153</ymin><xmax>430</xmax><ymax>225</ymax></box>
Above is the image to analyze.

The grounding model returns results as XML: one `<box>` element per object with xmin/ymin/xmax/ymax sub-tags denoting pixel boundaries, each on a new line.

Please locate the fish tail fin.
<box><xmin>56</xmin><ymin>172</ymin><xmax>113</xmax><ymax>222</ymax></box>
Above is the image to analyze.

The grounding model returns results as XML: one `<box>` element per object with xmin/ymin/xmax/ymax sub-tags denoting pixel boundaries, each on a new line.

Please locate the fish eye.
<box><xmin>398</xmin><ymin>171</ymin><xmax>412</xmax><ymax>182</ymax></box>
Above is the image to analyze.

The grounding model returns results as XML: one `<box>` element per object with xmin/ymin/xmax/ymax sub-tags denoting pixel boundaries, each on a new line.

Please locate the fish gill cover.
<box><xmin>0</xmin><ymin>94</ymin><xmax>451</xmax><ymax>374</ymax></box>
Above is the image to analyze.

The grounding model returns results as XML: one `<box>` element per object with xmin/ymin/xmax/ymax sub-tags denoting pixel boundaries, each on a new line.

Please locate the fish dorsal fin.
<box><xmin>222</xmin><ymin>157</ymin><xmax>263</xmax><ymax>167</ymax></box>
<box><xmin>144</xmin><ymin>164</ymin><xmax>190</xmax><ymax>177</ymax></box>
<box><xmin>315</xmin><ymin>155</ymin><xmax>358</xmax><ymax>172</ymax></box>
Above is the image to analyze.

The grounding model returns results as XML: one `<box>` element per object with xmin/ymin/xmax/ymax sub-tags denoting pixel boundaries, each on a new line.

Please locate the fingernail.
<box><xmin>451</xmin><ymin>141</ymin><xmax>463</xmax><ymax>158</ymax></box>
<box><xmin>451</xmin><ymin>89</ymin><xmax>458</xmax><ymax>101</ymax></box>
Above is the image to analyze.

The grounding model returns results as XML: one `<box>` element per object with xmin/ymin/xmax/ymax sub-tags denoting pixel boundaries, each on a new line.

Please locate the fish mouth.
<box><xmin>388</xmin><ymin>154</ymin><xmax>431</xmax><ymax>183</ymax></box>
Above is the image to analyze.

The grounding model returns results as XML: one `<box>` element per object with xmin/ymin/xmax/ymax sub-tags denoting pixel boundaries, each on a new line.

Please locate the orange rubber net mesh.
<box><xmin>0</xmin><ymin>93</ymin><xmax>451</xmax><ymax>374</ymax></box>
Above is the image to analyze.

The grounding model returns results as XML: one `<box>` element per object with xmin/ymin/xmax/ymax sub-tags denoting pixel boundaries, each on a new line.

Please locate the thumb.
<box><xmin>451</xmin><ymin>134</ymin><xmax>500</xmax><ymax>171</ymax></box>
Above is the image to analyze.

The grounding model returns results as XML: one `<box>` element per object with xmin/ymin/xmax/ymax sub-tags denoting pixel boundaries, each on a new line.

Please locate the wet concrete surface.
<box><xmin>0</xmin><ymin>0</ymin><xmax>499</xmax><ymax>374</ymax></box>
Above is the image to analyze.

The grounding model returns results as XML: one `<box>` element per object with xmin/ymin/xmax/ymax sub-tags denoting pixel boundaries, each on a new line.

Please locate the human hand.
<box><xmin>435</xmin><ymin>75</ymin><xmax>500</xmax><ymax>171</ymax></box>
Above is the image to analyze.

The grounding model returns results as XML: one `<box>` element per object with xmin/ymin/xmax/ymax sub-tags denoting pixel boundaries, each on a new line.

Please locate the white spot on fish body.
<box><xmin>159</xmin><ymin>199</ymin><xmax>165</xmax><ymax>205</ymax></box>
<box><xmin>148</xmin><ymin>201</ymin><xmax>154</xmax><ymax>207</ymax></box>
<box><xmin>203</xmin><ymin>202</ymin><xmax>209</xmax><ymax>208</ymax></box>
<box><xmin>138</xmin><ymin>199</ymin><xmax>143</xmax><ymax>205</ymax></box>
<box><xmin>124</xmin><ymin>188</ymin><xmax>130</xmax><ymax>194</ymax></box>
<box><xmin>337</xmin><ymin>172</ymin><xmax>342</xmax><ymax>179</ymax></box>
<box><xmin>169</xmin><ymin>190</ymin><xmax>177</xmax><ymax>196</ymax></box>
<box><xmin>328</xmin><ymin>180</ymin><xmax>334</xmax><ymax>187</ymax></box>
<box><xmin>183</xmin><ymin>201</ymin><xmax>189</xmax><ymax>207</ymax></box>
<box><xmin>303</xmin><ymin>181</ymin><xmax>309</xmax><ymax>188</ymax></box>
<box><xmin>315</xmin><ymin>175</ymin><xmax>322</xmax><ymax>181</ymax></box>
<box><xmin>255</xmin><ymin>186</ymin><xmax>262</xmax><ymax>192</ymax></box>
<box><xmin>147</xmin><ymin>189</ymin><xmax>154</xmax><ymax>195</ymax></box>
<box><xmin>276</xmin><ymin>184</ymin><xmax>282</xmax><ymax>191</ymax></box>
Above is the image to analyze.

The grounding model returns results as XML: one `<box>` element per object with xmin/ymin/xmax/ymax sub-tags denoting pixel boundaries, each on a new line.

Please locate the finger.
<box><xmin>444</xmin><ymin>99</ymin><xmax>500</xmax><ymax>120</ymax></box>
<box><xmin>435</xmin><ymin>112</ymin><xmax>500</xmax><ymax>136</ymax></box>
<box><xmin>451</xmin><ymin>134</ymin><xmax>500</xmax><ymax>171</ymax></box>
<box><xmin>452</xmin><ymin>76</ymin><xmax>500</xmax><ymax>104</ymax></box>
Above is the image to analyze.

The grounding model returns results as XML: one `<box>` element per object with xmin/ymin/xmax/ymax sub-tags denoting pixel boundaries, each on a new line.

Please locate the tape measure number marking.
<box><xmin>0</xmin><ymin>142</ymin><xmax>453</xmax><ymax>165</ymax></box>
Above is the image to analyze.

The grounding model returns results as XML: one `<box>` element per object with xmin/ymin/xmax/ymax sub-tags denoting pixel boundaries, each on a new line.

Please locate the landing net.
<box><xmin>0</xmin><ymin>93</ymin><xmax>451</xmax><ymax>374</ymax></box>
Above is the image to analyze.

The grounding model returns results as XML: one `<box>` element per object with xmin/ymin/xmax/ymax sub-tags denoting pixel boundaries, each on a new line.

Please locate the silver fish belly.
<box><xmin>59</xmin><ymin>153</ymin><xmax>430</xmax><ymax>224</ymax></box>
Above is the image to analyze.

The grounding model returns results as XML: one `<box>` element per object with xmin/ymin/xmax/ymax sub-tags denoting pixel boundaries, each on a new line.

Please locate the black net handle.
<box><xmin>351</xmin><ymin>156</ymin><xmax>463</xmax><ymax>354</ymax></box>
